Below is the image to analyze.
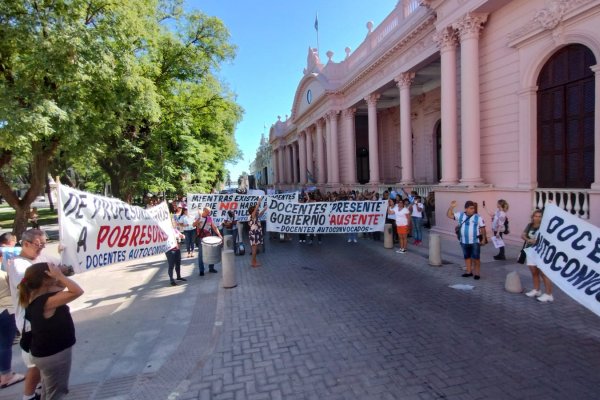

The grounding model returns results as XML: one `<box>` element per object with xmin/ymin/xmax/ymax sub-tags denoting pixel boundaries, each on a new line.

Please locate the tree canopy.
<box><xmin>0</xmin><ymin>0</ymin><xmax>242</xmax><ymax>238</ymax></box>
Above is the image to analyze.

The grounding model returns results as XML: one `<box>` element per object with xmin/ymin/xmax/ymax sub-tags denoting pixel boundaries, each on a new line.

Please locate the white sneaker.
<box><xmin>348</xmin><ymin>239</ymin><xmax>352</xmax><ymax>243</ymax></box>
<box><xmin>537</xmin><ymin>293</ymin><xmax>554</xmax><ymax>303</ymax></box>
<box><xmin>525</xmin><ymin>289</ymin><xmax>542</xmax><ymax>298</ymax></box>
<box><xmin>353</xmin><ymin>239</ymin><xmax>358</xmax><ymax>243</ymax></box>
<box><xmin>395</xmin><ymin>249</ymin><xmax>405</xmax><ymax>254</ymax></box>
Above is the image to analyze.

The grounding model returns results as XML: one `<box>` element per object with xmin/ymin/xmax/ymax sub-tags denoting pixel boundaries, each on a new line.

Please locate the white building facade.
<box><xmin>269</xmin><ymin>0</ymin><xmax>600</xmax><ymax>241</ymax></box>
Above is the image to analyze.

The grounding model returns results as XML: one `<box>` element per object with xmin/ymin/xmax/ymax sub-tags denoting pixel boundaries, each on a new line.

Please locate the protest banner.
<box><xmin>187</xmin><ymin>192</ymin><xmax>299</xmax><ymax>225</ymax></box>
<box><xmin>528</xmin><ymin>204</ymin><xmax>600</xmax><ymax>317</ymax></box>
<box><xmin>266</xmin><ymin>198</ymin><xmax>387</xmax><ymax>234</ymax></box>
<box><xmin>59</xmin><ymin>186</ymin><xmax>178</xmax><ymax>273</ymax></box>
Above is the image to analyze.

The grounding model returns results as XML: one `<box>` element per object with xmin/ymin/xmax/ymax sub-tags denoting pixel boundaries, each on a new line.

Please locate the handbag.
<box><xmin>20</xmin><ymin>315</ymin><xmax>32</xmax><ymax>352</ymax></box>
<box><xmin>455</xmin><ymin>214</ymin><xmax>472</xmax><ymax>240</ymax></box>
<box><xmin>503</xmin><ymin>218</ymin><xmax>510</xmax><ymax>235</ymax></box>
<box><xmin>517</xmin><ymin>242</ymin><xmax>527</xmax><ymax>264</ymax></box>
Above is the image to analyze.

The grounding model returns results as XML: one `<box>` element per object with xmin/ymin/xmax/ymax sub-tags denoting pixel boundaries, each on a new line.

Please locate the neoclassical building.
<box><xmin>269</xmin><ymin>0</ymin><xmax>600</xmax><ymax>240</ymax></box>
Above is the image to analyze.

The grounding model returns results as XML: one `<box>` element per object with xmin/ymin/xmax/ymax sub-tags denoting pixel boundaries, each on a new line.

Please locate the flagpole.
<box><xmin>315</xmin><ymin>12</ymin><xmax>319</xmax><ymax>57</ymax></box>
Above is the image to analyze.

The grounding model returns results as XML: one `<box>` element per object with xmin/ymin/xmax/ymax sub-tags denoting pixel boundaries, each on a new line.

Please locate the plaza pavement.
<box><xmin>0</xmin><ymin>226</ymin><xmax>599</xmax><ymax>399</ymax></box>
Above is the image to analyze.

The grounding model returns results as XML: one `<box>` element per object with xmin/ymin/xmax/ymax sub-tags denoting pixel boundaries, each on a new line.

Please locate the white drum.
<box><xmin>202</xmin><ymin>237</ymin><xmax>223</xmax><ymax>264</ymax></box>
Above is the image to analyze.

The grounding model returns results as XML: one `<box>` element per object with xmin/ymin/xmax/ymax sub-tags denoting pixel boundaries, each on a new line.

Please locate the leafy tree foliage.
<box><xmin>0</xmin><ymin>0</ymin><xmax>242</xmax><ymax>238</ymax></box>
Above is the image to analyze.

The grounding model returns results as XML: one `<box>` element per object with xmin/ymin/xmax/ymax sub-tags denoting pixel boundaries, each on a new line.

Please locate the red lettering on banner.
<box><xmin>219</xmin><ymin>202</ymin><xmax>239</xmax><ymax>210</ymax></box>
<box><xmin>118</xmin><ymin>225</ymin><xmax>131</xmax><ymax>247</ymax></box>
<box><xmin>329</xmin><ymin>214</ymin><xmax>381</xmax><ymax>226</ymax></box>
<box><xmin>130</xmin><ymin>225</ymin><xmax>140</xmax><ymax>246</ymax></box>
<box><xmin>96</xmin><ymin>225</ymin><xmax>168</xmax><ymax>249</ymax></box>
<box><xmin>97</xmin><ymin>226</ymin><xmax>110</xmax><ymax>249</ymax></box>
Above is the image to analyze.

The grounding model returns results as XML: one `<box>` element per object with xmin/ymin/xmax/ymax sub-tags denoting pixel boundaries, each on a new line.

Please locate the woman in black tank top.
<box><xmin>18</xmin><ymin>263</ymin><xmax>84</xmax><ymax>400</ymax></box>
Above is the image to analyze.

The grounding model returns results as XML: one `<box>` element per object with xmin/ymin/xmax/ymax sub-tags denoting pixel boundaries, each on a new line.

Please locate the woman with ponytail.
<box><xmin>18</xmin><ymin>263</ymin><xmax>83</xmax><ymax>400</ymax></box>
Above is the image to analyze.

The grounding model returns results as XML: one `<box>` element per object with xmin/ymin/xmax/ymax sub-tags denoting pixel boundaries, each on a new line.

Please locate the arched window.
<box><xmin>537</xmin><ymin>44</ymin><xmax>595</xmax><ymax>188</ymax></box>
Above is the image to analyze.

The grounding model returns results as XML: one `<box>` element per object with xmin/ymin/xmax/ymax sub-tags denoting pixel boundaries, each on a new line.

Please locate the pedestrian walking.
<box><xmin>165</xmin><ymin>229</ymin><xmax>186</xmax><ymax>286</ymax></box>
<box><xmin>484</xmin><ymin>199</ymin><xmax>509</xmax><ymax>260</ymax></box>
<box><xmin>248</xmin><ymin>197</ymin><xmax>267</xmax><ymax>267</ymax></box>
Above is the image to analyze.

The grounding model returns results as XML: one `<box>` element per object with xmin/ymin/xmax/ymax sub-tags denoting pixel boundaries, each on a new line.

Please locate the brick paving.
<box><xmin>1</xmin><ymin>229</ymin><xmax>599</xmax><ymax>399</ymax></box>
<box><xmin>174</xmin><ymin>232</ymin><xmax>600</xmax><ymax>399</ymax></box>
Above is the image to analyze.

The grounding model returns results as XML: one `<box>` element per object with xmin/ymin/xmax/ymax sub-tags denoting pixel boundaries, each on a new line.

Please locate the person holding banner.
<box><xmin>522</xmin><ymin>209</ymin><xmax>554</xmax><ymax>302</ymax></box>
<box><xmin>177</xmin><ymin>207</ymin><xmax>197</xmax><ymax>258</ymax></box>
<box><xmin>248</xmin><ymin>198</ymin><xmax>267</xmax><ymax>267</ymax></box>
<box><xmin>18</xmin><ymin>263</ymin><xmax>83</xmax><ymax>400</ymax></box>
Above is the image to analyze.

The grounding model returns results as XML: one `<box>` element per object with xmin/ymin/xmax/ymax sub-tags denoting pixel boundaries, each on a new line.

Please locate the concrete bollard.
<box><xmin>505</xmin><ymin>271</ymin><xmax>523</xmax><ymax>293</ymax></box>
<box><xmin>223</xmin><ymin>235</ymin><xmax>234</xmax><ymax>251</ymax></box>
<box><xmin>221</xmin><ymin>249</ymin><xmax>237</xmax><ymax>289</ymax></box>
<box><xmin>384</xmin><ymin>223</ymin><xmax>393</xmax><ymax>249</ymax></box>
<box><xmin>428</xmin><ymin>233</ymin><xmax>442</xmax><ymax>266</ymax></box>
<box><xmin>236</xmin><ymin>221</ymin><xmax>244</xmax><ymax>243</ymax></box>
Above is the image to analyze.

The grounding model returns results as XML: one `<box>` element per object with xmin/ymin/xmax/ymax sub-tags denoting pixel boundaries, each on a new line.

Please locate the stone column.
<box><xmin>291</xmin><ymin>141</ymin><xmax>298</xmax><ymax>184</ymax></box>
<box><xmin>365</xmin><ymin>94</ymin><xmax>381</xmax><ymax>184</ymax></box>
<box><xmin>327</xmin><ymin>110</ymin><xmax>340</xmax><ymax>184</ymax></box>
<box><xmin>517</xmin><ymin>86</ymin><xmax>538</xmax><ymax>188</ymax></box>
<box><xmin>299</xmin><ymin>132</ymin><xmax>307</xmax><ymax>184</ymax></box>
<box><xmin>395</xmin><ymin>72</ymin><xmax>415</xmax><ymax>184</ymax></box>
<box><xmin>273</xmin><ymin>148</ymin><xmax>279</xmax><ymax>184</ymax></box>
<box><xmin>454</xmin><ymin>13</ymin><xmax>487</xmax><ymax>185</ymax></box>
<box><xmin>306</xmin><ymin>129</ymin><xmax>314</xmax><ymax>183</ymax></box>
<box><xmin>342</xmin><ymin>108</ymin><xmax>357</xmax><ymax>184</ymax></box>
<box><xmin>433</xmin><ymin>27</ymin><xmax>459</xmax><ymax>184</ymax></box>
<box><xmin>278</xmin><ymin>146</ymin><xmax>285</xmax><ymax>185</ymax></box>
<box><xmin>316</xmin><ymin>119</ymin><xmax>326</xmax><ymax>183</ymax></box>
<box><xmin>592</xmin><ymin>65</ymin><xmax>600</xmax><ymax>190</ymax></box>
<box><xmin>325</xmin><ymin>114</ymin><xmax>332</xmax><ymax>183</ymax></box>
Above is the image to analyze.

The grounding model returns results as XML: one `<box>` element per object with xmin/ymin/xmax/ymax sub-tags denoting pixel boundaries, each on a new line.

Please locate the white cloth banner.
<box><xmin>59</xmin><ymin>186</ymin><xmax>177</xmax><ymax>273</ymax></box>
<box><xmin>532</xmin><ymin>204</ymin><xmax>600</xmax><ymax>317</ymax></box>
<box><xmin>266</xmin><ymin>199</ymin><xmax>387</xmax><ymax>234</ymax></box>
<box><xmin>187</xmin><ymin>192</ymin><xmax>299</xmax><ymax>225</ymax></box>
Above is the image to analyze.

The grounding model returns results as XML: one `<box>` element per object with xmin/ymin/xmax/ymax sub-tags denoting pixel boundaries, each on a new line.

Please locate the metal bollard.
<box><xmin>221</xmin><ymin>249</ymin><xmax>237</xmax><ymax>288</ymax></box>
<box><xmin>428</xmin><ymin>233</ymin><xmax>442</xmax><ymax>266</ymax></box>
<box><xmin>384</xmin><ymin>223</ymin><xmax>393</xmax><ymax>249</ymax></box>
<box><xmin>236</xmin><ymin>221</ymin><xmax>244</xmax><ymax>243</ymax></box>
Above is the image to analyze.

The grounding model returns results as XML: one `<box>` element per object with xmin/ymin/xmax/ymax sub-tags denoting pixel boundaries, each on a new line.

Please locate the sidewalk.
<box><xmin>0</xmin><ymin>227</ymin><xmax>597</xmax><ymax>399</ymax></box>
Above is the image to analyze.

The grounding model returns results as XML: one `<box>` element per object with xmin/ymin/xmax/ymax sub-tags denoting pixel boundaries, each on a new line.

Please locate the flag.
<box><xmin>314</xmin><ymin>13</ymin><xmax>318</xmax><ymax>31</ymax></box>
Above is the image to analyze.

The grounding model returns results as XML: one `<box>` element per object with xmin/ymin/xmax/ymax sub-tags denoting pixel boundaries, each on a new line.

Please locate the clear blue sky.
<box><xmin>185</xmin><ymin>1</ymin><xmax>397</xmax><ymax>182</ymax></box>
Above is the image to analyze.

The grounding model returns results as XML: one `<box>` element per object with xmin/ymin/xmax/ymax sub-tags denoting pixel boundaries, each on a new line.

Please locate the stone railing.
<box><xmin>534</xmin><ymin>188</ymin><xmax>590</xmax><ymax>219</ymax></box>
<box><xmin>403</xmin><ymin>0</ymin><xmax>422</xmax><ymax>17</ymax></box>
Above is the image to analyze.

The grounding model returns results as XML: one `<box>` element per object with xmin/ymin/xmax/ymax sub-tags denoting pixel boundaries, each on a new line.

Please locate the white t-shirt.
<box><xmin>391</xmin><ymin>205</ymin><xmax>411</xmax><ymax>226</ymax></box>
<box><xmin>411</xmin><ymin>202</ymin><xmax>424</xmax><ymax>218</ymax></box>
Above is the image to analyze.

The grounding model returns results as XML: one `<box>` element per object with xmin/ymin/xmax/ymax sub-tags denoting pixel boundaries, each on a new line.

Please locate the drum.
<box><xmin>202</xmin><ymin>236</ymin><xmax>223</xmax><ymax>264</ymax></box>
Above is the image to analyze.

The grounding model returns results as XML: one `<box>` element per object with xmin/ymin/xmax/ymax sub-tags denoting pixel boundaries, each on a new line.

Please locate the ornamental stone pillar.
<box><xmin>326</xmin><ymin>110</ymin><xmax>340</xmax><ymax>184</ymax></box>
<box><xmin>395</xmin><ymin>72</ymin><xmax>415</xmax><ymax>184</ymax></box>
<box><xmin>433</xmin><ymin>27</ymin><xmax>459</xmax><ymax>184</ymax></box>
<box><xmin>453</xmin><ymin>13</ymin><xmax>487</xmax><ymax>185</ymax></box>
<box><xmin>592</xmin><ymin>65</ymin><xmax>600</xmax><ymax>190</ymax></box>
<box><xmin>342</xmin><ymin>108</ymin><xmax>357</xmax><ymax>184</ymax></box>
<box><xmin>273</xmin><ymin>148</ymin><xmax>279</xmax><ymax>184</ymax></box>
<box><xmin>365</xmin><ymin>94</ymin><xmax>381</xmax><ymax>184</ymax></box>
<box><xmin>278</xmin><ymin>147</ymin><xmax>285</xmax><ymax>185</ymax></box>
<box><xmin>316</xmin><ymin>119</ymin><xmax>326</xmax><ymax>183</ymax></box>
<box><xmin>306</xmin><ymin>129</ymin><xmax>314</xmax><ymax>183</ymax></box>
<box><xmin>291</xmin><ymin>141</ymin><xmax>298</xmax><ymax>184</ymax></box>
<box><xmin>299</xmin><ymin>132</ymin><xmax>307</xmax><ymax>184</ymax></box>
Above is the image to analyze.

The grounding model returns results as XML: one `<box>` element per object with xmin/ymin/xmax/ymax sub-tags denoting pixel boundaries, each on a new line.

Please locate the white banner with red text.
<box><xmin>526</xmin><ymin>204</ymin><xmax>600</xmax><ymax>317</ymax></box>
<box><xmin>266</xmin><ymin>199</ymin><xmax>387</xmax><ymax>234</ymax></box>
<box><xmin>59</xmin><ymin>186</ymin><xmax>178</xmax><ymax>273</ymax></box>
<box><xmin>187</xmin><ymin>192</ymin><xmax>299</xmax><ymax>225</ymax></box>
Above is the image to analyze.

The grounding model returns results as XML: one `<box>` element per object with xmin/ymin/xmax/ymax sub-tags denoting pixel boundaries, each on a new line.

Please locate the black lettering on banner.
<box><xmin>572</xmin><ymin>231</ymin><xmax>592</xmax><ymax>251</ymax></box>
<box><xmin>77</xmin><ymin>227</ymin><xmax>87</xmax><ymax>253</ymax></box>
<box><xmin>549</xmin><ymin>251</ymin><xmax>568</xmax><ymax>272</ymax></box>
<box><xmin>556</xmin><ymin>224</ymin><xmax>578</xmax><ymax>241</ymax></box>
<box><xmin>567</xmin><ymin>264</ymin><xmax>596</xmax><ymax>286</ymax></box>
<box><xmin>546</xmin><ymin>216</ymin><xmax>564</xmax><ymax>233</ymax></box>
<box><xmin>588</xmin><ymin>237</ymin><xmax>600</xmax><ymax>263</ymax></box>
<box><xmin>542</xmin><ymin>244</ymin><xmax>556</xmax><ymax>265</ymax></box>
<box><xmin>559</xmin><ymin>257</ymin><xmax>580</xmax><ymax>278</ymax></box>
<box><xmin>63</xmin><ymin>193</ymin><xmax>88</xmax><ymax>219</ymax></box>
<box><xmin>576</xmin><ymin>271</ymin><xmax>600</xmax><ymax>290</ymax></box>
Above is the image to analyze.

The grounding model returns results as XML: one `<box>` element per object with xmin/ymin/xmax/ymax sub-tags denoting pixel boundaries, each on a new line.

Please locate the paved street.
<box><xmin>1</xmin><ymin>229</ymin><xmax>599</xmax><ymax>399</ymax></box>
